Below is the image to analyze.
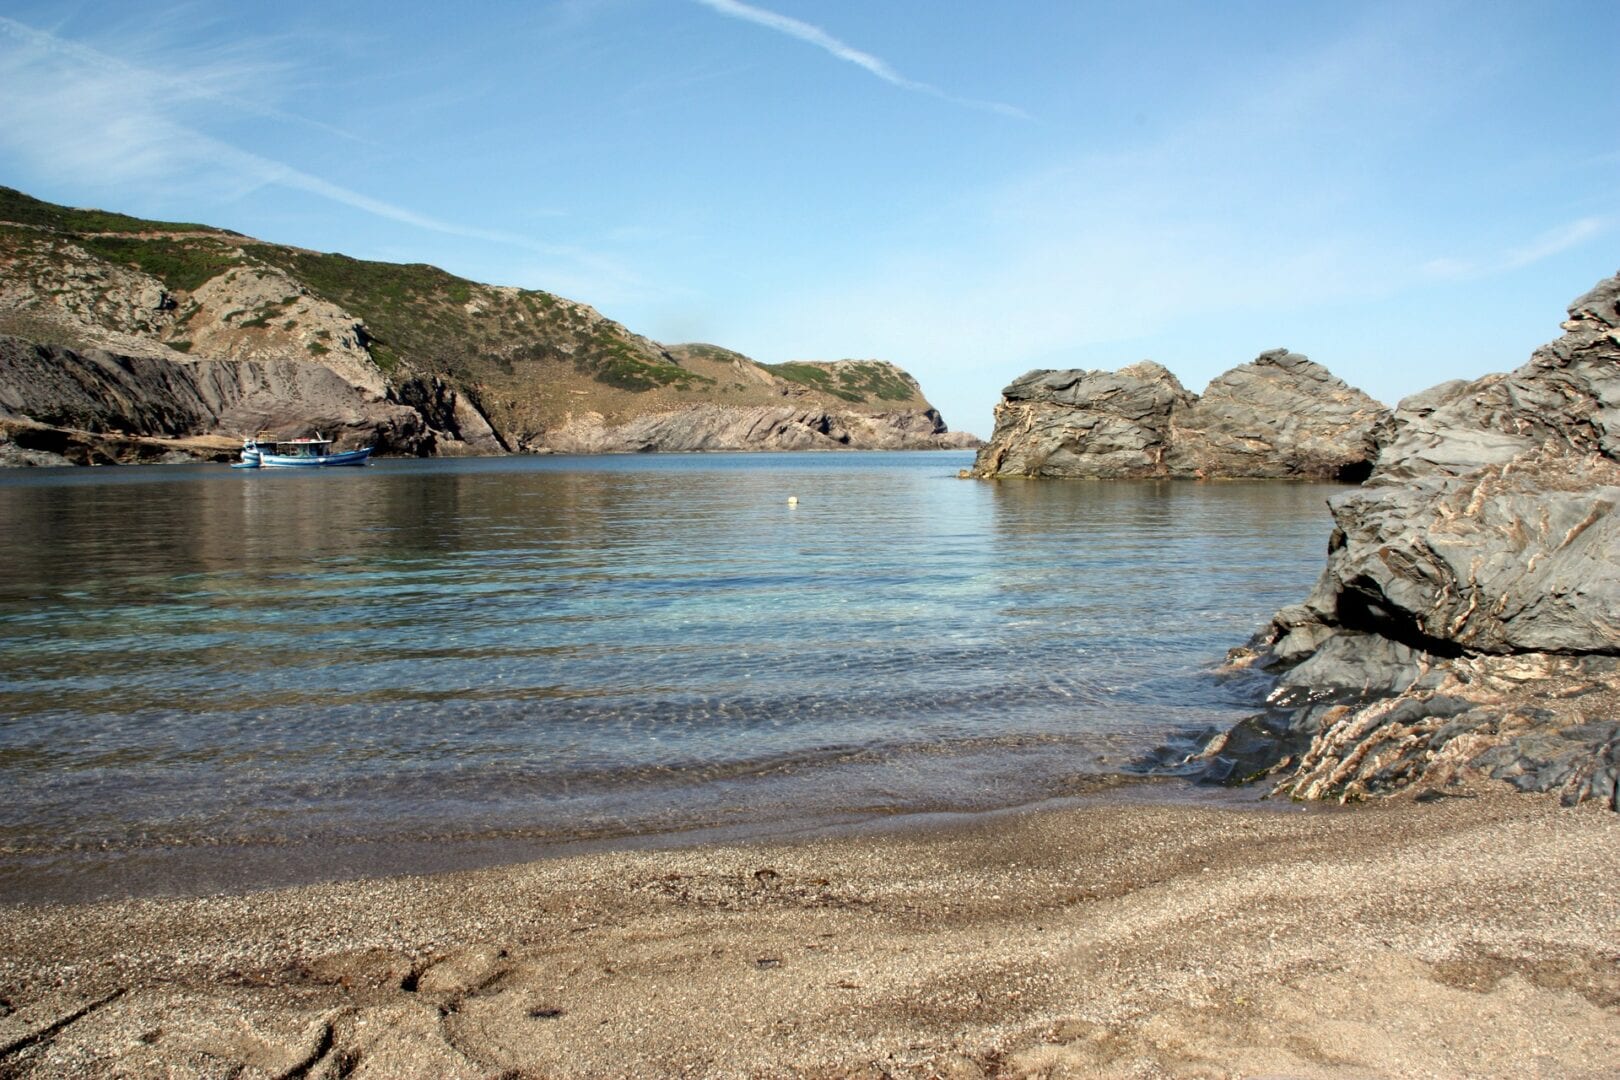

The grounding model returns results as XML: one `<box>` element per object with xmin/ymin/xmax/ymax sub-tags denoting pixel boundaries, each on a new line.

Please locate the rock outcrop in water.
<box><xmin>968</xmin><ymin>362</ymin><xmax>1194</xmax><ymax>478</ymax></box>
<box><xmin>0</xmin><ymin>186</ymin><xmax>975</xmax><ymax>462</ymax></box>
<box><xmin>1167</xmin><ymin>350</ymin><xmax>1386</xmax><ymax>480</ymax></box>
<box><xmin>1183</xmin><ymin>272</ymin><xmax>1620</xmax><ymax>809</ymax></box>
<box><xmin>970</xmin><ymin>350</ymin><xmax>1384</xmax><ymax>480</ymax></box>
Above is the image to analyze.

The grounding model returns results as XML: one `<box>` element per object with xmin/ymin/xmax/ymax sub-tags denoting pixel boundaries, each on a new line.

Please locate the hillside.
<box><xmin>0</xmin><ymin>187</ymin><xmax>975</xmax><ymax>462</ymax></box>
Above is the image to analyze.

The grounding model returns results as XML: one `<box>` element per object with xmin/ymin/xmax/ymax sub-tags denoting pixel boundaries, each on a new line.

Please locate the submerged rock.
<box><xmin>969</xmin><ymin>351</ymin><xmax>1383</xmax><ymax>480</ymax></box>
<box><xmin>1186</xmin><ymin>272</ymin><xmax>1620</xmax><ymax>808</ymax></box>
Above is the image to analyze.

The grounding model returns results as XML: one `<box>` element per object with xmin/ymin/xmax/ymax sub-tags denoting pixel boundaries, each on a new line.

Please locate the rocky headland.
<box><xmin>0</xmin><ymin>188</ymin><xmax>975</xmax><ymax>463</ymax></box>
<box><xmin>1182</xmin><ymin>272</ymin><xmax>1620</xmax><ymax>810</ymax></box>
<box><xmin>969</xmin><ymin>350</ymin><xmax>1385</xmax><ymax>480</ymax></box>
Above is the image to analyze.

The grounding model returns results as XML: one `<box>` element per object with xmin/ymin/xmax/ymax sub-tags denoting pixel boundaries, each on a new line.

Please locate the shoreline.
<box><xmin>2</xmin><ymin>787</ymin><xmax>1616</xmax><ymax>1077</ymax></box>
<box><xmin>0</xmin><ymin>423</ymin><xmax>984</xmax><ymax>469</ymax></box>
<box><xmin>0</xmin><ymin>774</ymin><xmax>1269</xmax><ymax>907</ymax></box>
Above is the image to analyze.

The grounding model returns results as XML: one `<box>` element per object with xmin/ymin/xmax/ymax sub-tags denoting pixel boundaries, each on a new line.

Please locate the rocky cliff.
<box><xmin>970</xmin><ymin>350</ymin><xmax>1384</xmax><ymax>480</ymax></box>
<box><xmin>0</xmin><ymin>336</ymin><xmax>436</xmax><ymax>465</ymax></box>
<box><xmin>1180</xmin><ymin>273</ymin><xmax>1620</xmax><ymax>809</ymax></box>
<box><xmin>541</xmin><ymin>401</ymin><xmax>976</xmax><ymax>454</ymax></box>
<box><xmin>0</xmin><ymin>187</ymin><xmax>974</xmax><ymax>462</ymax></box>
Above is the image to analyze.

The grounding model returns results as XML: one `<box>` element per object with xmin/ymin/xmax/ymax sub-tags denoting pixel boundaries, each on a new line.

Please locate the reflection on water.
<box><xmin>0</xmin><ymin>452</ymin><xmax>1341</xmax><ymax>900</ymax></box>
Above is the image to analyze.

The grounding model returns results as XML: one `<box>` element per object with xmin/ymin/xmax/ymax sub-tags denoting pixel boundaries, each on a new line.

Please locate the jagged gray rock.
<box><xmin>388</xmin><ymin>375</ymin><xmax>507</xmax><ymax>456</ymax></box>
<box><xmin>1276</xmin><ymin>653</ymin><xmax>1620</xmax><ymax>807</ymax></box>
<box><xmin>1189</xmin><ymin>272</ymin><xmax>1620</xmax><ymax>808</ymax></box>
<box><xmin>970</xmin><ymin>362</ymin><xmax>1194</xmax><ymax>478</ymax></box>
<box><xmin>0</xmin><ymin>336</ymin><xmax>436</xmax><ymax>459</ymax></box>
<box><xmin>970</xmin><ymin>352</ymin><xmax>1383</xmax><ymax>479</ymax></box>
<box><xmin>1372</xmin><ymin>276</ymin><xmax>1620</xmax><ymax>482</ymax></box>
<box><xmin>1299</xmin><ymin>447</ymin><xmax>1620</xmax><ymax>656</ymax></box>
<box><xmin>1167</xmin><ymin>350</ymin><xmax>1385</xmax><ymax>479</ymax></box>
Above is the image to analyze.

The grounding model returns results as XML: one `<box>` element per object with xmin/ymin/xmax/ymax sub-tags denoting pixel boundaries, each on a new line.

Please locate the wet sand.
<box><xmin>2</xmin><ymin>786</ymin><xmax>1618</xmax><ymax>1078</ymax></box>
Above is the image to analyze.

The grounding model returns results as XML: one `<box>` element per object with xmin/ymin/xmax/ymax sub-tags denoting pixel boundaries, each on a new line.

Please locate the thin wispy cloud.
<box><xmin>1422</xmin><ymin>217</ymin><xmax>1610</xmax><ymax>280</ymax></box>
<box><xmin>691</xmin><ymin>0</ymin><xmax>1028</xmax><ymax>119</ymax></box>
<box><xmin>0</xmin><ymin>15</ymin><xmax>367</xmax><ymax>146</ymax></box>
<box><xmin>235</xmin><ymin>151</ymin><xmax>534</xmax><ymax>247</ymax></box>
<box><xmin>0</xmin><ymin>16</ymin><xmax>620</xmax><ymax>274</ymax></box>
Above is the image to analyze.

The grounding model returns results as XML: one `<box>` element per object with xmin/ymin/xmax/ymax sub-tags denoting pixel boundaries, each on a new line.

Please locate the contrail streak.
<box><xmin>0</xmin><ymin>15</ymin><xmax>575</xmax><ymax>252</ymax></box>
<box><xmin>692</xmin><ymin>0</ymin><xmax>1028</xmax><ymax>119</ymax></box>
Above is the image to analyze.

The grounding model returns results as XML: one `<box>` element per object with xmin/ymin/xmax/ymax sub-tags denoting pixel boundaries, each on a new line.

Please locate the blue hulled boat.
<box><xmin>235</xmin><ymin>434</ymin><xmax>373</xmax><ymax>469</ymax></box>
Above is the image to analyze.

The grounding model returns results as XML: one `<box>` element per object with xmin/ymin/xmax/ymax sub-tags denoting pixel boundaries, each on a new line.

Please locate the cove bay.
<box><xmin>0</xmin><ymin>451</ymin><xmax>1341</xmax><ymax>901</ymax></box>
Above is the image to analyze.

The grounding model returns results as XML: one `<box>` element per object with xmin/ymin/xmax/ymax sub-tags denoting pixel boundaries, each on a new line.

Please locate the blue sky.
<box><xmin>0</xmin><ymin>1</ymin><xmax>1614</xmax><ymax>435</ymax></box>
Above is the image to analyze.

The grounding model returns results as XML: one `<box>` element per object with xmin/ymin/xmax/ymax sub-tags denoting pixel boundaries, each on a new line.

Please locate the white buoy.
<box><xmin>787</xmin><ymin>496</ymin><xmax>798</xmax><ymax>506</ymax></box>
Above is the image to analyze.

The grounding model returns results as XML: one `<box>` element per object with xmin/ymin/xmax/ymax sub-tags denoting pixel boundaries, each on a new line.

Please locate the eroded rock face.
<box><xmin>1276</xmin><ymin>653</ymin><xmax>1620</xmax><ymax>808</ymax></box>
<box><xmin>1167</xmin><ymin>350</ymin><xmax>1385</xmax><ymax>480</ymax></box>
<box><xmin>970</xmin><ymin>352</ymin><xmax>1383</xmax><ymax>479</ymax></box>
<box><xmin>1373</xmin><ymin>277</ymin><xmax>1620</xmax><ymax>482</ymax></box>
<box><xmin>0</xmin><ymin>237</ymin><xmax>189</xmax><ymax>360</ymax></box>
<box><xmin>0</xmin><ymin>336</ymin><xmax>432</xmax><ymax>459</ymax></box>
<box><xmin>182</xmin><ymin>266</ymin><xmax>386</xmax><ymax>397</ymax></box>
<box><xmin>1186</xmin><ymin>272</ymin><xmax>1620</xmax><ymax>808</ymax></box>
<box><xmin>1302</xmin><ymin>446</ymin><xmax>1620</xmax><ymax>657</ymax></box>
<box><xmin>539</xmin><ymin>403</ymin><xmax>976</xmax><ymax>454</ymax></box>
<box><xmin>388</xmin><ymin>376</ymin><xmax>507</xmax><ymax>456</ymax></box>
<box><xmin>970</xmin><ymin>362</ymin><xmax>1194</xmax><ymax>478</ymax></box>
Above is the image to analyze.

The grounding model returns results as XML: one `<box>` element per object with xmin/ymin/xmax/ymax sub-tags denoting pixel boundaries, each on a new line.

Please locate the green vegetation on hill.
<box><xmin>672</xmin><ymin>343</ymin><xmax>754</xmax><ymax>365</ymax></box>
<box><xmin>0</xmin><ymin>186</ymin><xmax>701</xmax><ymax>396</ymax></box>
<box><xmin>74</xmin><ymin>235</ymin><xmax>249</xmax><ymax>293</ymax></box>
<box><xmin>251</xmin><ymin>247</ymin><xmax>703</xmax><ymax>391</ymax></box>
<box><xmin>586</xmin><ymin>330</ymin><xmax>714</xmax><ymax>392</ymax></box>
<box><xmin>258</xmin><ymin>250</ymin><xmax>474</xmax><ymax>311</ymax></box>
<box><xmin>0</xmin><ymin>186</ymin><xmax>229</xmax><ymax>236</ymax></box>
<box><xmin>761</xmin><ymin>361</ymin><xmax>920</xmax><ymax>404</ymax></box>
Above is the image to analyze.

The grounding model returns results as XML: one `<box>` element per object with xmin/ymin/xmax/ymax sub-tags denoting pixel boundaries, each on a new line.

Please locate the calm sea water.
<box><xmin>0</xmin><ymin>451</ymin><xmax>1340</xmax><ymax>901</ymax></box>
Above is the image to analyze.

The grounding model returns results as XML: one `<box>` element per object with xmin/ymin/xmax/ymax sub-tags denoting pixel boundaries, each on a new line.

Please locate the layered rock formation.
<box><xmin>0</xmin><ymin>336</ymin><xmax>443</xmax><ymax>465</ymax></box>
<box><xmin>1167</xmin><ymin>350</ymin><xmax>1385</xmax><ymax>479</ymax></box>
<box><xmin>542</xmin><ymin>401</ymin><xmax>976</xmax><ymax>454</ymax></box>
<box><xmin>525</xmin><ymin>351</ymin><xmax>975</xmax><ymax>454</ymax></box>
<box><xmin>1185</xmin><ymin>273</ymin><xmax>1620</xmax><ymax>809</ymax></box>
<box><xmin>0</xmin><ymin>187</ymin><xmax>974</xmax><ymax>462</ymax></box>
<box><xmin>970</xmin><ymin>350</ymin><xmax>1384</xmax><ymax>480</ymax></box>
<box><xmin>969</xmin><ymin>362</ymin><xmax>1193</xmax><ymax>478</ymax></box>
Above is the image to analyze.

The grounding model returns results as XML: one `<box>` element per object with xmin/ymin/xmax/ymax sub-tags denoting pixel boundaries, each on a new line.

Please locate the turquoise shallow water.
<box><xmin>0</xmin><ymin>451</ymin><xmax>1341</xmax><ymax>900</ymax></box>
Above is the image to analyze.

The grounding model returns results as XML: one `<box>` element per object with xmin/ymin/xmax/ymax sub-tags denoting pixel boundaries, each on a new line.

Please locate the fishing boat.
<box><xmin>234</xmin><ymin>434</ymin><xmax>373</xmax><ymax>469</ymax></box>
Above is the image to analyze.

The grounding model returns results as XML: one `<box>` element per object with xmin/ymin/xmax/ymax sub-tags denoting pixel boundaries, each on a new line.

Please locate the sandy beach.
<box><xmin>2</xmin><ymin>784</ymin><xmax>1618</xmax><ymax>1078</ymax></box>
